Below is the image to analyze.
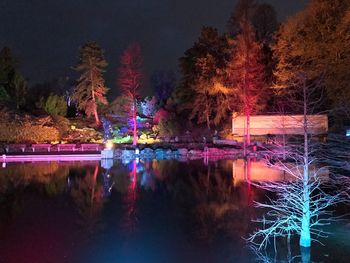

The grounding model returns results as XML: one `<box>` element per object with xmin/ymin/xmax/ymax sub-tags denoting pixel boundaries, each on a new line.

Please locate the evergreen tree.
<box><xmin>227</xmin><ymin>0</ymin><xmax>277</xmax><ymax>43</ymax></box>
<box><xmin>0</xmin><ymin>47</ymin><xmax>27</xmax><ymax>109</ymax></box>
<box><xmin>118</xmin><ymin>43</ymin><xmax>143</xmax><ymax>146</ymax></box>
<box><xmin>226</xmin><ymin>20</ymin><xmax>267</xmax><ymax>147</ymax></box>
<box><xmin>73</xmin><ymin>42</ymin><xmax>108</xmax><ymax>125</ymax></box>
<box><xmin>176</xmin><ymin>27</ymin><xmax>231</xmax><ymax>127</ymax></box>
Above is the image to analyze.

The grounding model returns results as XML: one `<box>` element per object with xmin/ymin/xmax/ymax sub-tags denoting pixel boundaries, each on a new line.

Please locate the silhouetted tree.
<box><xmin>0</xmin><ymin>47</ymin><xmax>27</xmax><ymax>109</ymax></box>
<box><xmin>151</xmin><ymin>70</ymin><xmax>176</xmax><ymax>107</ymax></box>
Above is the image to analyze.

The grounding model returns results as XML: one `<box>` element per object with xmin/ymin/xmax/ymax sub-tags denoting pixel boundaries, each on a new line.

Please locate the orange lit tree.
<box><xmin>73</xmin><ymin>42</ymin><xmax>108</xmax><ymax>125</ymax></box>
<box><xmin>226</xmin><ymin>19</ymin><xmax>266</xmax><ymax>149</ymax></box>
<box><xmin>118</xmin><ymin>43</ymin><xmax>143</xmax><ymax>146</ymax></box>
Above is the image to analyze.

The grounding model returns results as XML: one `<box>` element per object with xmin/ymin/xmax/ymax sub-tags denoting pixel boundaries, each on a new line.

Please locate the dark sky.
<box><xmin>0</xmin><ymin>0</ymin><xmax>308</xmax><ymax>96</ymax></box>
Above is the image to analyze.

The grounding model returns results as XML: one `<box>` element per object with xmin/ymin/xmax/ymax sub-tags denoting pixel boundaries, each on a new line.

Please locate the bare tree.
<box><xmin>247</xmin><ymin>74</ymin><xmax>348</xmax><ymax>257</ymax></box>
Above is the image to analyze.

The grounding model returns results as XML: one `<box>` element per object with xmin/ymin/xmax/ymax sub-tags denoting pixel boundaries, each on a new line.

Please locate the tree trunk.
<box><xmin>246</xmin><ymin>113</ymin><xmax>251</xmax><ymax>145</ymax></box>
<box><xmin>133</xmin><ymin>100</ymin><xmax>137</xmax><ymax>146</ymax></box>
<box><xmin>300</xmin><ymin>79</ymin><xmax>311</xmax><ymax>248</ymax></box>
<box><xmin>93</xmin><ymin>106</ymin><xmax>100</xmax><ymax>125</ymax></box>
<box><xmin>89</xmin><ymin>58</ymin><xmax>100</xmax><ymax>126</ymax></box>
<box><xmin>206</xmin><ymin>112</ymin><xmax>210</xmax><ymax>130</ymax></box>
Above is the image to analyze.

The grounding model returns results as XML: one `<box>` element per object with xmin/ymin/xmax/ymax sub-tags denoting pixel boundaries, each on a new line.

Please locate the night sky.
<box><xmin>0</xmin><ymin>0</ymin><xmax>307</xmax><ymax>95</ymax></box>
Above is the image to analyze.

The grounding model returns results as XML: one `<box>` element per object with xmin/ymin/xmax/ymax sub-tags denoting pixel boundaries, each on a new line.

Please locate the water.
<box><xmin>0</xmin><ymin>159</ymin><xmax>349</xmax><ymax>263</ymax></box>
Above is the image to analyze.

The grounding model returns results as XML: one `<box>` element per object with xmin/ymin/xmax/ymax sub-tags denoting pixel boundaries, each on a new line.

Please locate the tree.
<box><xmin>42</xmin><ymin>94</ymin><xmax>67</xmax><ymax>116</ymax></box>
<box><xmin>176</xmin><ymin>27</ymin><xmax>230</xmax><ymax>113</ymax></box>
<box><xmin>227</xmin><ymin>0</ymin><xmax>278</xmax><ymax>43</ymax></box>
<box><xmin>151</xmin><ymin>70</ymin><xmax>176</xmax><ymax>107</ymax></box>
<box><xmin>226</xmin><ymin>20</ymin><xmax>267</xmax><ymax>150</ymax></box>
<box><xmin>118</xmin><ymin>43</ymin><xmax>143</xmax><ymax>146</ymax></box>
<box><xmin>248</xmin><ymin>73</ymin><xmax>348</xmax><ymax>261</ymax></box>
<box><xmin>73</xmin><ymin>42</ymin><xmax>108</xmax><ymax>125</ymax></box>
<box><xmin>0</xmin><ymin>47</ymin><xmax>27</xmax><ymax>109</ymax></box>
<box><xmin>12</xmin><ymin>72</ymin><xmax>27</xmax><ymax>109</ymax></box>
<box><xmin>189</xmin><ymin>63</ymin><xmax>231</xmax><ymax>129</ymax></box>
<box><xmin>272</xmin><ymin>0</ymin><xmax>350</xmax><ymax>119</ymax></box>
<box><xmin>176</xmin><ymin>27</ymin><xmax>231</xmax><ymax>128</ymax></box>
<box><xmin>140</xmin><ymin>96</ymin><xmax>157</xmax><ymax>117</ymax></box>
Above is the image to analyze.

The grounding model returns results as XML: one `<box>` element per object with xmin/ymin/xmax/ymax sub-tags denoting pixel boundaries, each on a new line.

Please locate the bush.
<box><xmin>36</xmin><ymin>94</ymin><xmax>67</xmax><ymax>116</ymax></box>
<box><xmin>0</xmin><ymin>109</ymin><xmax>60</xmax><ymax>143</ymax></box>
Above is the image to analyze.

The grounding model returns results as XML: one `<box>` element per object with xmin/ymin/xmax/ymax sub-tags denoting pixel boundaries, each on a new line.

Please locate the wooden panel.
<box><xmin>232</xmin><ymin>115</ymin><xmax>328</xmax><ymax>135</ymax></box>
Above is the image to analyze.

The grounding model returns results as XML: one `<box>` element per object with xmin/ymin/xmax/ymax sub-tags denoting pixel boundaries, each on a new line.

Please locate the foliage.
<box><xmin>272</xmin><ymin>0</ymin><xmax>350</xmax><ymax>115</ymax></box>
<box><xmin>107</xmin><ymin>95</ymin><xmax>132</xmax><ymax>123</ymax></box>
<box><xmin>0</xmin><ymin>86</ymin><xmax>10</xmax><ymax>104</ymax></box>
<box><xmin>41</xmin><ymin>94</ymin><xmax>67</xmax><ymax>116</ymax></box>
<box><xmin>226</xmin><ymin>21</ymin><xmax>267</xmax><ymax>115</ymax></box>
<box><xmin>118</xmin><ymin>42</ymin><xmax>143</xmax><ymax>145</ymax></box>
<box><xmin>140</xmin><ymin>96</ymin><xmax>157</xmax><ymax>117</ymax></box>
<box><xmin>189</xmin><ymin>76</ymin><xmax>231</xmax><ymax>129</ymax></box>
<box><xmin>0</xmin><ymin>47</ymin><xmax>27</xmax><ymax>109</ymax></box>
<box><xmin>101</xmin><ymin>117</ymin><xmax>113</xmax><ymax>142</ymax></box>
<box><xmin>151</xmin><ymin>70</ymin><xmax>176</xmax><ymax>106</ymax></box>
<box><xmin>227</xmin><ymin>0</ymin><xmax>278</xmax><ymax>43</ymax></box>
<box><xmin>226</xmin><ymin>20</ymin><xmax>267</xmax><ymax>145</ymax></box>
<box><xmin>73</xmin><ymin>42</ymin><xmax>108</xmax><ymax>125</ymax></box>
<box><xmin>154</xmin><ymin>113</ymin><xmax>180</xmax><ymax>137</ymax></box>
<box><xmin>0</xmin><ymin>110</ymin><xmax>60</xmax><ymax>143</ymax></box>
<box><xmin>176</xmin><ymin>26</ymin><xmax>231</xmax><ymax>128</ymax></box>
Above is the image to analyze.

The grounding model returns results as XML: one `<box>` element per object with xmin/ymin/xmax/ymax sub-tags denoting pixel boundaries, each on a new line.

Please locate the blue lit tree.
<box><xmin>101</xmin><ymin>117</ymin><xmax>113</xmax><ymax>143</ymax></box>
<box><xmin>248</xmin><ymin>74</ymin><xmax>348</xmax><ymax>257</ymax></box>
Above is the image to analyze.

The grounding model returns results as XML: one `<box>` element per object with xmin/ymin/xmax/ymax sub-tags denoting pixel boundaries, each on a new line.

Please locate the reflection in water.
<box><xmin>70</xmin><ymin>164</ymin><xmax>105</xmax><ymax>233</ymax></box>
<box><xmin>0</xmin><ymin>159</ymin><xmax>347</xmax><ymax>263</ymax></box>
<box><xmin>121</xmin><ymin>159</ymin><xmax>138</xmax><ymax>233</ymax></box>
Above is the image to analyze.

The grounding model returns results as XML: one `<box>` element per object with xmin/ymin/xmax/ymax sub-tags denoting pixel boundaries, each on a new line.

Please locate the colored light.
<box><xmin>105</xmin><ymin>141</ymin><xmax>114</xmax><ymax>150</ymax></box>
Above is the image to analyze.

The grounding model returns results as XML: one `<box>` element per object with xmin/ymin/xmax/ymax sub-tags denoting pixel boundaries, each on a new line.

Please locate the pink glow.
<box><xmin>1</xmin><ymin>154</ymin><xmax>101</xmax><ymax>163</ymax></box>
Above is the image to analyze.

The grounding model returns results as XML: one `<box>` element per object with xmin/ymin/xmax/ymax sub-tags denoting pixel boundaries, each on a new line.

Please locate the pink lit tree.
<box><xmin>226</xmin><ymin>19</ymin><xmax>266</xmax><ymax>152</ymax></box>
<box><xmin>118</xmin><ymin>43</ymin><xmax>143</xmax><ymax>146</ymax></box>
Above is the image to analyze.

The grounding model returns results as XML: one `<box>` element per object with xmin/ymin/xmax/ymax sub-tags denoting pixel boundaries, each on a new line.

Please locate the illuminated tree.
<box><xmin>189</xmin><ymin>72</ymin><xmax>231</xmax><ymax>129</ymax></box>
<box><xmin>272</xmin><ymin>0</ymin><xmax>350</xmax><ymax>119</ymax></box>
<box><xmin>248</xmin><ymin>75</ymin><xmax>347</xmax><ymax>256</ymax></box>
<box><xmin>73</xmin><ymin>42</ymin><xmax>108</xmax><ymax>125</ymax></box>
<box><xmin>176</xmin><ymin>27</ymin><xmax>230</xmax><ymax>118</ymax></box>
<box><xmin>118</xmin><ymin>43</ymin><xmax>143</xmax><ymax>146</ymax></box>
<box><xmin>140</xmin><ymin>96</ymin><xmax>157</xmax><ymax>117</ymax></box>
<box><xmin>226</xmin><ymin>20</ymin><xmax>266</xmax><ymax>148</ymax></box>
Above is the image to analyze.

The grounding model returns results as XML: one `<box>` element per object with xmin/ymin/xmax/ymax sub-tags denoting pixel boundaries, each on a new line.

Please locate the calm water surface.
<box><xmin>0</xmin><ymin>159</ymin><xmax>349</xmax><ymax>263</ymax></box>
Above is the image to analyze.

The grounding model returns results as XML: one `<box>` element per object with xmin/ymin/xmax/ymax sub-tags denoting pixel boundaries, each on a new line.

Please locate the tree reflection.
<box><xmin>70</xmin><ymin>164</ymin><xmax>104</xmax><ymax>234</ymax></box>
<box><xmin>183</xmin><ymin>159</ymin><xmax>260</xmax><ymax>243</ymax></box>
<box><xmin>0</xmin><ymin>162</ymin><xmax>70</xmax><ymax>226</ymax></box>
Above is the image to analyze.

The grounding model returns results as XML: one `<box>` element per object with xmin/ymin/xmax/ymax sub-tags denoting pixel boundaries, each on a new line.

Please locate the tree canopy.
<box><xmin>73</xmin><ymin>42</ymin><xmax>108</xmax><ymax>125</ymax></box>
<box><xmin>272</xmin><ymin>0</ymin><xmax>350</xmax><ymax>115</ymax></box>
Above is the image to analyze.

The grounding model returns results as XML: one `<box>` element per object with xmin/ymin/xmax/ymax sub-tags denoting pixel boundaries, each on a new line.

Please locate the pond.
<box><xmin>0</xmin><ymin>159</ymin><xmax>349</xmax><ymax>263</ymax></box>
